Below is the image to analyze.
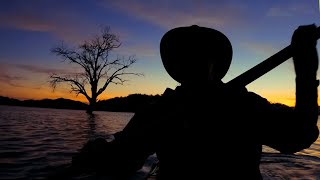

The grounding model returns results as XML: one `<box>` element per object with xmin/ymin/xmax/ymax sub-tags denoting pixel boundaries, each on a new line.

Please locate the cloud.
<box><xmin>0</xmin><ymin>2</ymin><xmax>97</xmax><ymax>43</ymax></box>
<box><xmin>0</xmin><ymin>63</ymin><xmax>25</xmax><ymax>87</ymax></box>
<box><xmin>266</xmin><ymin>3</ymin><xmax>317</xmax><ymax>17</ymax></box>
<box><xmin>266</xmin><ymin>7</ymin><xmax>292</xmax><ymax>17</ymax></box>
<box><xmin>0</xmin><ymin>14</ymin><xmax>51</xmax><ymax>32</ymax></box>
<box><xmin>0</xmin><ymin>4</ymin><xmax>57</xmax><ymax>33</ymax></box>
<box><xmin>102</xmin><ymin>0</ymin><xmax>248</xmax><ymax>30</ymax></box>
<box><xmin>116</xmin><ymin>43</ymin><xmax>159</xmax><ymax>59</ymax></box>
<box><xmin>240</xmin><ymin>41</ymin><xmax>278</xmax><ymax>57</ymax></box>
<box><xmin>0</xmin><ymin>74</ymin><xmax>25</xmax><ymax>87</ymax></box>
<box><xmin>13</xmin><ymin>64</ymin><xmax>70</xmax><ymax>74</ymax></box>
<box><xmin>0</xmin><ymin>62</ymin><xmax>76</xmax><ymax>88</ymax></box>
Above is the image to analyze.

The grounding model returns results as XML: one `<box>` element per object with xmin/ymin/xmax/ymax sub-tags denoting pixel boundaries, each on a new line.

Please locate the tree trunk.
<box><xmin>87</xmin><ymin>81</ymin><xmax>98</xmax><ymax>114</ymax></box>
<box><xmin>87</xmin><ymin>97</ymin><xmax>97</xmax><ymax>114</ymax></box>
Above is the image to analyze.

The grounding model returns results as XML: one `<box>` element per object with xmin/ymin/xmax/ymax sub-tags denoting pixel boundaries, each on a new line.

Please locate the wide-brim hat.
<box><xmin>160</xmin><ymin>25</ymin><xmax>233</xmax><ymax>83</ymax></box>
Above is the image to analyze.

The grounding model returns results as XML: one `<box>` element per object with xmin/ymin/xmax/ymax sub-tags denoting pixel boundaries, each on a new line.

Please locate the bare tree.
<box><xmin>50</xmin><ymin>26</ymin><xmax>142</xmax><ymax>114</ymax></box>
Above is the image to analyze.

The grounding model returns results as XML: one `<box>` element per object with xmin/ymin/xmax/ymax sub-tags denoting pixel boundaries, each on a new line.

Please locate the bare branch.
<box><xmin>49</xmin><ymin>74</ymin><xmax>90</xmax><ymax>100</ymax></box>
<box><xmin>49</xmin><ymin>25</ymin><xmax>142</xmax><ymax>111</ymax></box>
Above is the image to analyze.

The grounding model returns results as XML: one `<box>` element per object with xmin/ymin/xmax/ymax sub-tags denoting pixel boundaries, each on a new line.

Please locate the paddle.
<box><xmin>226</xmin><ymin>25</ymin><xmax>320</xmax><ymax>88</ymax></box>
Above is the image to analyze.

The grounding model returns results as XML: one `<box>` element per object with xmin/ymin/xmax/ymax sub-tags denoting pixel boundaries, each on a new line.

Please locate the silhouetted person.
<box><xmin>70</xmin><ymin>24</ymin><xmax>319</xmax><ymax>179</ymax></box>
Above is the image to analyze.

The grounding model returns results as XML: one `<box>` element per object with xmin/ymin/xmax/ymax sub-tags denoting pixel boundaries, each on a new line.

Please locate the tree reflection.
<box><xmin>86</xmin><ymin>113</ymin><xmax>97</xmax><ymax>139</ymax></box>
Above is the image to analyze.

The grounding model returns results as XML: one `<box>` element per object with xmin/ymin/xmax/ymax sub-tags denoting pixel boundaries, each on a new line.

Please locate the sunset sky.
<box><xmin>0</xmin><ymin>0</ymin><xmax>319</xmax><ymax>106</ymax></box>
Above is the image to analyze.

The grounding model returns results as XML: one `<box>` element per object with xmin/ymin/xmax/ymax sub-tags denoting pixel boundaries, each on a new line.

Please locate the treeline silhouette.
<box><xmin>96</xmin><ymin>94</ymin><xmax>161</xmax><ymax>112</ymax></box>
<box><xmin>0</xmin><ymin>96</ymin><xmax>87</xmax><ymax>110</ymax></box>
<box><xmin>1</xmin><ymin>95</ymin><xmax>319</xmax><ymax>114</ymax></box>
<box><xmin>0</xmin><ymin>94</ymin><xmax>161</xmax><ymax>112</ymax></box>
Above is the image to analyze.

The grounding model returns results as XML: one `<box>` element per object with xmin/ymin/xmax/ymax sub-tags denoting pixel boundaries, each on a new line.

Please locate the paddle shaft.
<box><xmin>227</xmin><ymin>26</ymin><xmax>320</xmax><ymax>88</ymax></box>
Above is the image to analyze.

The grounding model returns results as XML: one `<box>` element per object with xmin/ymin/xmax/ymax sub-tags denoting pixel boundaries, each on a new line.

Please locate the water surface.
<box><xmin>0</xmin><ymin>105</ymin><xmax>133</xmax><ymax>179</ymax></box>
<box><xmin>0</xmin><ymin>105</ymin><xmax>319</xmax><ymax>179</ymax></box>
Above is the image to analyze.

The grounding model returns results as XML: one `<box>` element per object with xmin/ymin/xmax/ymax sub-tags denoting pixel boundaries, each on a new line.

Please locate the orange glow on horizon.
<box><xmin>1</xmin><ymin>88</ymin><xmax>294</xmax><ymax>106</ymax></box>
<box><xmin>265</xmin><ymin>96</ymin><xmax>295</xmax><ymax>107</ymax></box>
<box><xmin>3</xmin><ymin>82</ymin><xmax>320</xmax><ymax>108</ymax></box>
<box><xmin>259</xmin><ymin>92</ymin><xmax>320</xmax><ymax>107</ymax></box>
<box><xmin>0</xmin><ymin>82</ymin><xmax>159</xmax><ymax>103</ymax></box>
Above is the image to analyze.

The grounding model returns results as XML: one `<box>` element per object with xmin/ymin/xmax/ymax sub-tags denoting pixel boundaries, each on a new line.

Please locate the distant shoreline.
<box><xmin>0</xmin><ymin>94</ymin><xmax>160</xmax><ymax>112</ymax></box>
<box><xmin>2</xmin><ymin>95</ymin><xmax>319</xmax><ymax>114</ymax></box>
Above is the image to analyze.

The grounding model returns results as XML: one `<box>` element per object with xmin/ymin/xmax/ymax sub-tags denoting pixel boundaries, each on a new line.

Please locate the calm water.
<box><xmin>0</xmin><ymin>105</ymin><xmax>319</xmax><ymax>179</ymax></box>
<box><xmin>0</xmin><ymin>105</ymin><xmax>134</xmax><ymax>179</ymax></box>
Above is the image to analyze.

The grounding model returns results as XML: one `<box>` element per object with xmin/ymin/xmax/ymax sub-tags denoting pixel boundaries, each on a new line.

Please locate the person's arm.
<box><xmin>292</xmin><ymin>24</ymin><xmax>319</xmax><ymax>129</ymax></box>
<box><xmin>109</xmin><ymin>88</ymin><xmax>175</xmax><ymax>174</ymax></box>
<box><xmin>71</xmin><ymin>88</ymin><xmax>175</xmax><ymax>177</ymax></box>
<box><xmin>261</xmin><ymin>24</ymin><xmax>319</xmax><ymax>153</ymax></box>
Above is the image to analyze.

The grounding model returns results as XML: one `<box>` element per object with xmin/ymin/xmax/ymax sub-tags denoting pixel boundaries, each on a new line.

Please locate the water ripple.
<box><xmin>1</xmin><ymin>105</ymin><xmax>319</xmax><ymax>179</ymax></box>
<box><xmin>0</xmin><ymin>105</ymin><xmax>133</xmax><ymax>179</ymax></box>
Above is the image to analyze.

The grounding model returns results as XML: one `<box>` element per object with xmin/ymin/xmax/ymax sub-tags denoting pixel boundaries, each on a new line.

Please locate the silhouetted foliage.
<box><xmin>0</xmin><ymin>96</ymin><xmax>86</xmax><ymax>110</ymax></box>
<box><xmin>0</xmin><ymin>96</ymin><xmax>21</xmax><ymax>106</ymax></box>
<box><xmin>96</xmin><ymin>94</ymin><xmax>161</xmax><ymax>112</ymax></box>
<box><xmin>49</xmin><ymin>26</ymin><xmax>142</xmax><ymax>114</ymax></box>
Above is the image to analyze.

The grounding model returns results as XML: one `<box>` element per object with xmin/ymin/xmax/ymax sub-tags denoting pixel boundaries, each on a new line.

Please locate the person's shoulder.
<box><xmin>162</xmin><ymin>87</ymin><xmax>175</xmax><ymax>97</ymax></box>
<box><xmin>246</xmin><ymin>90</ymin><xmax>268</xmax><ymax>101</ymax></box>
<box><xmin>148</xmin><ymin>87</ymin><xmax>177</xmax><ymax>108</ymax></box>
<box><xmin>239</xmin><ymin>88</ymin><xmax>270</xmax><ymax>106</ymax></box>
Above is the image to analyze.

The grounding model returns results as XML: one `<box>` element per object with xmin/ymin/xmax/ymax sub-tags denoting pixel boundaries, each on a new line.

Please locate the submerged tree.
<box><xmin>50</xmin><ymin>26</ymin><xmax>142</xmax><ymax>114</ymax></box>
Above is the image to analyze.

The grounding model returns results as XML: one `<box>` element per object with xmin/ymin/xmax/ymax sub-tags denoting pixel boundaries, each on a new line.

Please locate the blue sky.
<box><xmin>0</xmin><ymin>0</ymin><xmax>319</xmax><ymax>106</ymax></box>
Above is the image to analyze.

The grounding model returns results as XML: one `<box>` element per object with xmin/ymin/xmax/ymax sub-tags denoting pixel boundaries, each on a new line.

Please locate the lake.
<box><xmin>0</xmin><ymin>105</ymin><xmax>319</xmax><ymax>179</ymax></box>
<box><xmin>0</xmin><ymin>105</ymin><xmax>133</xmax><ymax>179</ymax></box>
